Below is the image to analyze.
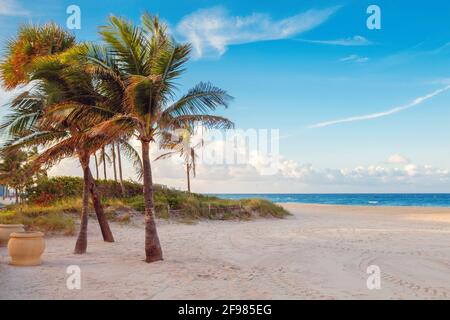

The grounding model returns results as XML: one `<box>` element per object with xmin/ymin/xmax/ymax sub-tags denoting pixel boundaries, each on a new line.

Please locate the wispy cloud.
<box><xmin>0</xmin><ymin>0</ymin><xmax>29</xmax><ymax>16</ymax></box>
<box><xmin>339</xmin><ymin>54</ymin><xmax>369</xmax><ymax>63</ymax></box>
<box><xmin>297</xmin><ymin>35</ymin><xmax>372</xmax><ymax>46</ymax></box>
<box><xmin>176</xmin><ymin>6</ymin><xmax>340</xmax><ymax>58</ymax></box>
<box><xmin>309</xmin><ymin>85</ymin><xmax>450</xmax><ymax>128</ymax></box>
<box><xmin>381</xmin><ymin>42</ymin><xmax>450</xmax><ymax>66</ymax></box>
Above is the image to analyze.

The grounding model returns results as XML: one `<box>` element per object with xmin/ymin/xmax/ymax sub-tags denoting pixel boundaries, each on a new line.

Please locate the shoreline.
<box><xmin>276</xmin><ymin>202</ymin><xmax>450</xmax><ymax>211</ymax></box>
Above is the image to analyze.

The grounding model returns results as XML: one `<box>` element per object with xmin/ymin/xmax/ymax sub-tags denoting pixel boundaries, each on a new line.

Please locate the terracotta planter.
<box><xmin>0</xmin><ymin>224</ymin><xmax>25</xmax><ymax>246</ymax></box>
<box><xmin>8</xmin><ymin>231</ymin><xmax>45</xmax><ymax>266</ymax></box>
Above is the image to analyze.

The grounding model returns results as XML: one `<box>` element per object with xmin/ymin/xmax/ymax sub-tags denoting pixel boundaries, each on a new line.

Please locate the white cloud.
<box><xmin>190</xmin><ymin>154</ymin><xmax>449</xmax><ymax>192</ymax></box>
<box><xmin>382</xmin><ymin>42</ymin><xmax>450</xmax><ymax>66</ymax></box>
<box><xmin>298</xmin><ymin>35</ymin><xmax>372</xmax><ymax>46</ymax></box>
<box><xmin>0</xmin><ymin>83</ymin><xmax>31</xmax><ymax>107</ymax></box>
<box><xmin>149</xmin><ymin>134</ymin><xmax>450</xmax><ymax>192</ymax></box>
<box><xmin>46</xmin><ymin>141</ymin><xmax>450</xmax><ymax>193</ymax></box>
<box><xmin>309</xmin><ymin>84</ymin><xmax>450</xmax><ymax>128</ymax></box>
<box><xmin>43</xmin><ymin>122</ymin><xmax>450</xmax><ymax>193</ymax></box>
<box><xmin>339</xmin><ymin>54</ymin><xmax>369</xmax><ymax>63</ymax></box>
<box><xmin>176</xmin><ymin>6</ymin><xmax>340</xmax><ymax>58</ymax></box>
<box><xmin>0</xmin><ymin>0</ymin><xmax>29</xmax><ymax>16</ymax></box>
<box><xmin>387</xmin><ymin>154</ymin><xmax>410</xmax><ymax>165</ymax></box>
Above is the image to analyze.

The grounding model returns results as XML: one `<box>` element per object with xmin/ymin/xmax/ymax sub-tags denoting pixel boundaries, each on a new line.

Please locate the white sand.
<box><xmin>1</xmin><ymin>203</ymin><xmax>449</xmax><ymax>299</ymax></box>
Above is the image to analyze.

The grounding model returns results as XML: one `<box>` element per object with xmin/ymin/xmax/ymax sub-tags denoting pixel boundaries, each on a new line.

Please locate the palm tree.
<box><xmin>111</xmin><ymin>142</ymin><xmax>118</xmax><ymax>182</ymax></box>
<box><xmin>80</xmin><ymin>13</ymin><xmax>234</xmax><ymax>262</ymax></box>
<box><xmin>2</xmin><ymin>51</ymin><xmax>115</xmax><ymax>252</ymax></box>
<box><xmin>94</xmin><ymin>151</ymin><xmax>100</xmax><ymax>180</ymax></box>
<box><xmin>100</xmin><ymin>146</ymin><xmax>108</xmax><ymax>179</ymax></box>
<box><xmin>0</xmin><ymin>23</ymin><xmax>116</xmax><ymax>249</ymax></box>
<box><xmin>0</xmin><ymin>149</ymin><xmax>28</xmax><ymax>204</ymax></box>
<box><xmin>116</xmin><ymin>142</ymin><xmax>126</xmax><ymax>196</ymax></box>
<box><xmin>156</xmin><ymin>127</ymin><xmax>202</xmax><ymax>193</ymax></box>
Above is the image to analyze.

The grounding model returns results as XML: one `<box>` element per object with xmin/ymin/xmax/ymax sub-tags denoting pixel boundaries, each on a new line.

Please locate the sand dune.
<box><xmin>1</xmin><ymin>203</ymin><xmax>449</xmax><ymax>299</ymax></box>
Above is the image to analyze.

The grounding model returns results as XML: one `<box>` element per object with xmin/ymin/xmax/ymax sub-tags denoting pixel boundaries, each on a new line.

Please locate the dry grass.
<box><xmin>0</xmin><ymin>189</ymin><xmax>290</xmax><ymax>235</ymax></box>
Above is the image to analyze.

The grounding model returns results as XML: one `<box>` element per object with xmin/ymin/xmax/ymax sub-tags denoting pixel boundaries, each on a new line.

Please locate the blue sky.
<box><xmin>1</xmin><ymin>0</ymin><xmax>450</xmax><ymax>192</ymax></box>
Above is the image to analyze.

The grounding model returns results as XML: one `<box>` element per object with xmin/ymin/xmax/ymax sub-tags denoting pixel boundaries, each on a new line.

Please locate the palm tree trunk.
<box><xmin>112</xmin><ymin>143</ymin><xmax>118</xmax><ymax>182</ymax></box>
<box><xmin>141</xmin><ymin>139</ymin><xmax>163</xmax><ymax>263</ymax></box>
<box><xmin>102</xmin><ymin>147</ymin><xmax>107</xmax><ymax>180</ymax></box>
<box><xmin>117</xmin><ymin>143</ymin><xmax>126</xmax><ymax>197</ymax></box>
<box><xmin>186</xmin><ymin>163</ymin><xmax>191</xmax><ymax>194</ymax></box>
<box><xmin>94</xmin><ymin>152</ymin><xmax>99</xmax><ymax>180</ymax></box>
<box><xmin>87</xmin><ymin>168</ymin><xmax>115</xmax><ymax>243</ymax></box>
<box><xmin>19</xmin><ymin>187</ymin><xmax>24</xmax><ymax>204</ymax></box>
<box><xmin>74</xmin><ymin>157</ymin><xmax>90</xmax><ymax>254</ymax></box>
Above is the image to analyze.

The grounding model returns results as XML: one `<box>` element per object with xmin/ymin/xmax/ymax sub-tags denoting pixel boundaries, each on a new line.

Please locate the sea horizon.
<box><xmin>211</xmin><ymin>193</ymin><xmax>450</xmax><ymax>207</ymax></box>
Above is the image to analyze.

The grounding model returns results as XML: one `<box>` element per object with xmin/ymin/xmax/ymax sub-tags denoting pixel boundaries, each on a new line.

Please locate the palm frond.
<box><xmin>2</xmin><ymin>130</ymin><xmax>68</xmax><ymax>151</ymax></box>
<box><xmin>166</xmin><ymin>115</ymin><xmax>235</xmax><ymax>130</ymax></box>
<box><xmin>163</xmin><ymin>82</ymin><xmax>233</xmax><ymax>117</ymax></box>
<box><xmin>119</xmin><ymin>139</ymin><xmax>143</xmax><ymax>180</ymax></box>
<box><xmin>32</xmin><ymin>136</ymin><xmax>77</xmax><ymax>169</ymax></box>
<box><xmin>44</xmin><ymin>101</ymin><xmax>115</xmax><ymax>128</ymax></box>
<box><xmin>0</xmin><ymin>22</ymin><xmax>75</xmax><ymax>89</ymax></box>
<box><xmin>154</xmin><ymin>150</ymin><xmax>178</xmax><ymax>161</ymax></box>
<box><xmin>99</xmin><ymin>15</ymin><xmax>149</xmax><ymax>75</ymax></box>
<box><xmin>152</xmin><ymin>42</ymin><xmax>191</xmax><ymax>99</ymax></box>
<box><xmin>88</xmin><ymin>115</ymin><xmax>138</xmax><ymax>147</ymax></box>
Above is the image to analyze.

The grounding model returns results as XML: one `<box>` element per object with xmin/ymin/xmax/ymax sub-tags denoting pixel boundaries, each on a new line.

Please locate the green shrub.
<box><xmin>28</xmin><ymin>176</ymin><xmax>83</xmax><ymax>200</ymax></box>
<box><xmin>0</xmin><ymin>210</ymin><xmax>75</xmax><ymax>235</ymax></box>
<box><xmin>27</xmin><ymin>176</ymin><xmax>143</xmax><ymax>202</ymax></box>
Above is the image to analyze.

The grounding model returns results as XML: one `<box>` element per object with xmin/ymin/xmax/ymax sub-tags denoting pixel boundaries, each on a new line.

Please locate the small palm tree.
<box><xmin>81</xmin><ymin>13</ymin><xmax>234</xmax><ymax>262</ymax></box>
<box><xmin>0</xmin><ymin>149</ymin><xmax>28</xmax><ymax>203</ymax></box>
<box><xmin>156</xmin><ymin>128</ymin><xmax>202</xmax><ymax>193</ymax></box>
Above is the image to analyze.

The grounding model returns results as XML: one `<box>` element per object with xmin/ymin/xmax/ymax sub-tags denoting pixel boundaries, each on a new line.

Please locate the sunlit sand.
<box><xmin>1</xmin><ymin>203</ymin><xmax>449</xmax><ymax>299</ymax></box>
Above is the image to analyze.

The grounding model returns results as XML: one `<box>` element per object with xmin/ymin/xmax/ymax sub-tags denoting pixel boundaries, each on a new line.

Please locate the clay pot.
<box><xmin>8</xmin><ymin>231</ymin><xmax>45</xmax><ymax>266</ymax></box>
<box><xmin>0</xmin><ymin>224</ymin><xmax>25</xmax><ymax>246</ymax></box>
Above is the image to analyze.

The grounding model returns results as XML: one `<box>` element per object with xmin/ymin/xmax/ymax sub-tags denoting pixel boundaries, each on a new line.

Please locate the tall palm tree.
<box><xmin>94</xmin><ymin>151</ymin><xmax>100</xmax><ymax>180</ymax></box>
<box><xmin>3</xmin><ymin>52</ymin><xmax>115</xmax><ymax>252</ymax></box>
<box><xmin>81</xmin><ymin>13</ymin><xmax>234</xmax><ymax>262</ymax></box>
<box><xmin>116</xmin><ymin>142</ymin><xmax>126</xmax><ymax>196</ymax></box>
<box><xmin>0</xmin><ymin>23</ymin><xmax>116</xmax><ymax>248</ymax></box>
<box><xmin>100</xmin><ymin>146</ymin><xmax>108</xmax><ymax>180</ymax></box>
<box><xmin>111</xmin><ymin>142</ymin><xmax>118</xmax><ymax>182</ymax></box>
<box><xmin>97</xmin><ymin>140</ymin><xmax>141</xmax><ymax>184</ymax></box>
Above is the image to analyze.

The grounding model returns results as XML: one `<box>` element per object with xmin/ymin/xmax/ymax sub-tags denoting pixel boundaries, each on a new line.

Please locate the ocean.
<box><xmin>212</xmin><ymin>194</ymin><xmax>450</xmax><ymax>207</ymax></box>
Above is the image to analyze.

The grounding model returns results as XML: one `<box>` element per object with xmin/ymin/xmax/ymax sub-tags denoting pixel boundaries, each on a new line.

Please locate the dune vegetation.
<box><xmin>0</xmin><ymin>177</ymin><xmax>290</xmax><ymax>234</ymax></box>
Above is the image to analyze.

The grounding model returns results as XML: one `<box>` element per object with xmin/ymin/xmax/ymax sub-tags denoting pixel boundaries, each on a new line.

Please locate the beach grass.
<box><xmin>0</xmin><ymin>177</ymin><xmax>290</xmax><ymax>234</ymax></box>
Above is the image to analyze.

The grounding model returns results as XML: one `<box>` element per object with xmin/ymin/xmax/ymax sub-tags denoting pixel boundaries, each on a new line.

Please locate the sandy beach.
<box><xmin>1</xmin><ymin>203</ymin><xmax>449</xmax><ymax>300</ymax></box>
